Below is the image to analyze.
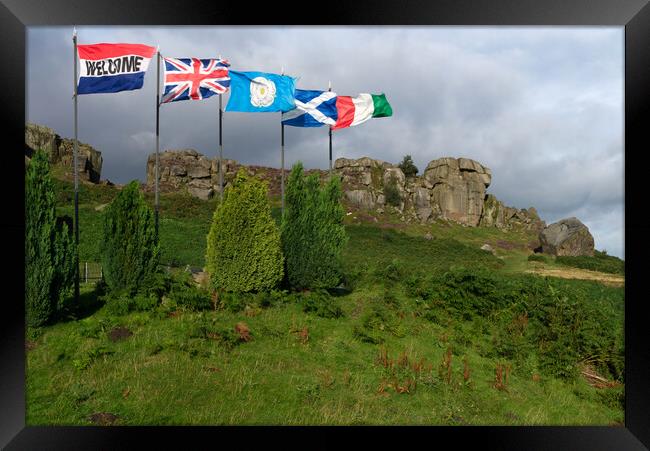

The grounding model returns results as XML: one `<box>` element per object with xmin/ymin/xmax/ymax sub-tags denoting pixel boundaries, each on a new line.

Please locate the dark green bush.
<box><xmin>218</xmin><ymin>291</ymin><xmax>249</xmax><ymax>313</ymax></box>
<box><xmin>527</xmin><ymin>254</ymin><xmax>547</xmax><ymax>263</ymax></box>
<box><xmin>100</xmin><ymin>181</ymin><xmax>160</xmax><ymax>295</ymax></box>
<box><xmin>383</xmin><ymin>174</ymin><xmax>401</xmax><ymax>207</ymax></box>
<box><xmin>353</xmin><ymin>303</ymin><xmax>404</xmax><ymax>344</ymax></box>
<box><xmin>206</xmin><ymin>170</ymin><xmax>284</xmax><ymax>292</ymax></box>
<box><xmin>373</xmin><ymin>259</ymin><xmax>406</xmax><ymax>285</ymax></box>
<box><xmin>25</xmin><ymin>150</ymin><xmax>77</xmax><ymax>328</ymax></box>
<box><xmin>410</xmin><ymin>268</ymin><xmax>624</xmax><ymax>381</ymax></box>
<box><xmin>301</xmin><ymin>290</ymin><xmax>344</xmax><ymax>319</ymax></box>
<box><xmin>398</xmin><ymin>154</ymin><xmax>418</xmax><ymax>177</ymax></box>
<box><xmin>133</xmin><ymin>293</ymin><xmax>160</xmax><ymax>311</ymax></box>
<box><xmin>168</xmin><ymin>274</ymin><xmax>212</xmax><ymax>311</ymax></box>
<box><xmin>281</xmin><ymin>162</ymin><xmax>348</xmax><ymax>290</ymax></box>
<box><xmin>103</xmin><ymin>294</ymin><xmax>135</xmax><ymax>316</ymax></box>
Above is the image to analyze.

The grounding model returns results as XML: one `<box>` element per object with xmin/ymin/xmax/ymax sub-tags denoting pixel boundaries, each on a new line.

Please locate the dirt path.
<box><xmin>526</xmin><ymin>267</ymin><xmax>624</xmax><ymax>287</ymax></box>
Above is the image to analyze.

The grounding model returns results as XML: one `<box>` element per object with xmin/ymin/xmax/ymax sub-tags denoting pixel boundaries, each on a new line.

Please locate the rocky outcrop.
<box><xmin>479</xmin><ymin>194</ymin><xmax>546</xmax><ymax>232</ymax></box>
<box><xmin>142</xmin><ymin>150</ymin><xmax>546</xmax><ymax>232</ymax></box>
<box><xmin>335</xmin><ymin>156</ymin><xmax>544</xmax><ymax>230</ymax></box>
<box><xmin>423</xmin><ymin>157</ymin><xmax>491</xmax><ymax>226</ymax></box>
<box><xmin>25</xmin><ymin>123</ymin><xmax>103</xmax><ymax>183</ymax></box>
<box><xmin>539</xmin><ymin>217</ymin><xmax>595</xmax><ymax>257</ymax></box>
<box><xmin>145</xmin><ymin>149</ymin><xmax>328</xmax><ymax>200</ymax></box>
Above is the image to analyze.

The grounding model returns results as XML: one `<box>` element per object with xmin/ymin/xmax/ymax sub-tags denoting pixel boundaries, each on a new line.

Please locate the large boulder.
<box><xmin>25</xmin><ymin>123</ymin><xmax>103</xmax><ymax>183</ymax></box>
<box><xmin>424</xmin><ymin>157</ymin><xmax>491</xmax><ymax>226</ymax></box>
<box><xmin>539</xmin><ymin>217</ymin><xmax>595</xmax><ymax>256</ymax></box>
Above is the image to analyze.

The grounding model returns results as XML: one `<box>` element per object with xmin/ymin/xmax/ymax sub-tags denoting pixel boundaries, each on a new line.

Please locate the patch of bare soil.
<box><xmin>235</xmin><ymin>322</ymin><xmax>252</xmax><ymax>342</ymax></box>
<box><xmin>526</xmin><ymin>267</ymin><xmax>624</xmax><ymax>287</ymax></box>
<box><xmin>107</xmin><ymin>326</ymin><xmax>133</xmax><ymax>342</ymax></box>
<box><xmin>89</xmin><ymin>412</ymin><xmax>119</xmax><ymax>425</ymax></box>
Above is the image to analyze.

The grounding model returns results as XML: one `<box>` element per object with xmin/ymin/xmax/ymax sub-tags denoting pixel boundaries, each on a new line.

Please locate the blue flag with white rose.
<box><xmin>225</xmin><ymin>70</ymin><xmax>296</xmax><ymax>112</ymax></box>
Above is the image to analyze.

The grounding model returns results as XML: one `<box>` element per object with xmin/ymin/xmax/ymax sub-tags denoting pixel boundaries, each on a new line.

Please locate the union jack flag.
<box><xmin>161</xmin><ymin>57</ymin><xmax>230</xmax><ymax>103</ymax></box>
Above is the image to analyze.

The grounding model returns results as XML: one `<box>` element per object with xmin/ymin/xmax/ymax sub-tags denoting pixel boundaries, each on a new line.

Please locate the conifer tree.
<box><xmin>100</xmin><ymin>181</ymin><xmax>160</xmax><ymax>295</ymax></box>
<box><xmin>281</xmin><ymin>162</ymin><xmax>347</xmax><ymax>290</ymax></box>
<box><xmin>25</xmin><ymin>150</ymin><xmax>77</xmax><ymax>327</ymax></box>
<box><xmin>206</xmin><ymin>170</ymin><xmax>284</xmax><ymax>292</ymax></box>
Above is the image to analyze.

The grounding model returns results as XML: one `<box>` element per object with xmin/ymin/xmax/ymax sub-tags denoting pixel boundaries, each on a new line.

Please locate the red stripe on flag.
<box><xmin>78</xmin><ymin>43</ymin><xmax>156</xmax><ymax>60</ymax></box>
<box><xmin>332</xmin><ymin>96</ymin><xmax>355</xmax><ymax>130</ymax></box>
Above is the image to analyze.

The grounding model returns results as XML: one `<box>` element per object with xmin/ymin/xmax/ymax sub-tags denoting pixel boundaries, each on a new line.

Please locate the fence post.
<box><xmin>85</xmin><ymin>261</ymin><xmax>88</xmax><ymax>283</ymax></box>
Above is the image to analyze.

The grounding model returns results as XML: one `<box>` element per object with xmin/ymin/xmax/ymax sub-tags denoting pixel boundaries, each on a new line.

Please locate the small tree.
<box><xmin>100</xmin><ymin>181</ymin><xmax>160</xmax><ymax>295</ymax></box>
<box><xmin>383</xmin><ymin>174</ymin><xmax>402</xmax><ymax>207</ymax></box>
<box><xmin>398</xmin><ymin>155</ymin><xmax>418</xmax><ymax>178</ymax></box>
<box><xmin>25</xmin><ymin>150</ymin><xmax>77</xmax><ymax>327</ymax></box>
<box><xmin>281</xmin><ymin>162</ymin><xmax>348</xmax><ymax>290</ymax></box>
<box><xmin>206</xmin><ymin>170</ymin><xmax>284</xmax><ymax>292</ymax></box>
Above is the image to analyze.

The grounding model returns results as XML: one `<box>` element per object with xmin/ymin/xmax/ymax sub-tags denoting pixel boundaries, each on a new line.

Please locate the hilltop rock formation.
<box><xmin>539</xmin><ymin>217</ymin><xmax>595</xmax><ymax>256</ymax></box>
<box><xmin>25</xmin><ymin>123</ymin><xmax>103</xmax><ymax>183</ymax></box>
<box><xmin>145</xmin><ymin>149</ymin><xmax>327</xmax><ymax>200</ymax></box>
<box><xmin>144</xmin><ymin>150</ymin><xmax>546</xmax><ymax>231</ymax></box>
<box><xmin>335</xmin><ymin>156</ymin><xmax>545</xmax><ymax>230</ymax></box>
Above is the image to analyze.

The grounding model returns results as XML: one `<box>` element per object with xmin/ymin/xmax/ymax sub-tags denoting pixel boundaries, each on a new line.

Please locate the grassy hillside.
<box><xmin>26</xmin><ymin>177</ymin><xmax>625</xmax><ymax>425</ymax></box>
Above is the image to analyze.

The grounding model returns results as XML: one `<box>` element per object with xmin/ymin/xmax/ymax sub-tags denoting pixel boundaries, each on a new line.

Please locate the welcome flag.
<box><xmin>282</xmin><ymin>89</ymin><xmax>337</xmax><ymax>127</ymax></box>
<box><xmin>225</xmin><ymin>71</ymin><xmax>296</xmax><ymax>113</ymax></box>
<box><xmin>331</xmin><ymin>93</ymin><xmax>393</xmax><ymax>130</ymax></box>
<box><xmin>77</xmin><ymin>43</ymin><xmax>157</xmax><ymax>95</ymax></box>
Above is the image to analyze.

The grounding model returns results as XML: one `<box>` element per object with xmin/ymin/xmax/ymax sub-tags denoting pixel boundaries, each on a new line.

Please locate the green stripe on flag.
<box><xmin>371</xmin><ymin>93</ymin><xmax>392</xmax><ymax>118</ymax></box>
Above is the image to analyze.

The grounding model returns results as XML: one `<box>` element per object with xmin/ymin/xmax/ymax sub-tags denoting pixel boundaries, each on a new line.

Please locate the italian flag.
<box><xmin>332</xmin><ymin>93</ymin><xmax>393</xmax><ymax>130</ymax></box>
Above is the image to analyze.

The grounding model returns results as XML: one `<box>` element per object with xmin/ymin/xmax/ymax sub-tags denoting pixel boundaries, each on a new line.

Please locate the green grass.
<box><xmin>27</xmin><ymin>176</ymin><xmax>624</xmax><ymax>425</ymax></box>
<box><xmin>26</xmin><ymin>278</ymin><xmax>623</xmax><ymax>425</ymax></box>
<box><xmin>556</xmin><ymin>250</ymin><xmax>625</xmax><ymax>275</ymax></box>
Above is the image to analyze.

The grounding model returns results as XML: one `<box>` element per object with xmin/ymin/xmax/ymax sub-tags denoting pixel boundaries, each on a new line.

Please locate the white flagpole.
<box><xmin>155</xmin><ymin>48</ymin><xmax>161</xmax><ymax>236</ymax></box>
<box><xmin>219</xmin><ymin>54</ymin><xmax>224</xmax><ymax>202</ymax></box>
<box><xmin>328</xmin><ymin>80</ymin><xmax>333</xmax><ymax>176</ymax></box>
<box><xmin>281</xmin><ymin>66</ymin><xmax>285</xmax><ymax>216</ymax></box>
<box><xmin>72</xmin><ymin>26</ymin><xmax>80</xmax><ymax>304</ymax></box>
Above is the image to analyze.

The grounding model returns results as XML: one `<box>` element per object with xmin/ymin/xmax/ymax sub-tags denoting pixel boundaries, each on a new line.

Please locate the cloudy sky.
<box><xmin>26</xmin><ymin>26</ymin><xmax>624</xmax><ymax>258</ymax></box>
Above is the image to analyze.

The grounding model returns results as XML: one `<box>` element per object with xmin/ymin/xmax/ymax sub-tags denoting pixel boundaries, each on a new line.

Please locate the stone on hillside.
<box><xmin>344</xmin><ymin>189</ymin><xmax>376</xmax><ymax>210</ymax></box>
<box><xmin>481</xmin><ymin>244</ymin><xmax>495</xmax><ymax>254</ymax></box>
<box><xmin>539</xmin><ymin>217</ymin><xmax>594</xmax><ymax>257</ymax></box>
<box><xmin>424</xmin><ymin>157</ymin><xmax>491</xmax><ymax>227</ymax></box>
<box><xmin>25</xmin><ymin>123</ymin><xmax>103</xmax><ymax>183</ymax></box>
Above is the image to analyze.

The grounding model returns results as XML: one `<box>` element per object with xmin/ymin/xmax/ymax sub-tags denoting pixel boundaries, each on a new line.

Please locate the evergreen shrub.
<box><xmin>206</xmin><ymin>170</ymin><xmax>284</xmax><ymax>292</ymax></box>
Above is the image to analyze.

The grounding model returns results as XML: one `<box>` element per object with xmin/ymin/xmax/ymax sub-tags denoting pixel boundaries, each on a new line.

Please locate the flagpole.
<box><xmin>280</xmin><ymin>66</ymin><xmax>285</xmax><ymax>216</ymax></box>
<box><xmin>219</xmin><ymin>55</ymin><xmax>224</xmax><ymax>202</ymax></box>
<box><xmin>72</xmin><ymin>27</ymin><xmax>80</xmax><ymax>303</ymax></box>
<box><xmin>155</xmin><ymin>49</ymin><xmax>161</xmax><ymax>237</ymax></box>
<box><xmin>328</xmin><ymin>80</ymin><xmax>333</xmax><ymax>177</ymax></box>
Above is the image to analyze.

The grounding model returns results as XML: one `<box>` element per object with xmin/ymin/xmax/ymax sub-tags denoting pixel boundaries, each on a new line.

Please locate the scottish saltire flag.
<box><xmin>162</xmin><ymin>57</ymin><xmax>230</xmax><ymax>103</ymax></box>
<box><xmin>281</xmin><ymin>89</ymin><xmax>338</xmax><ymax>127</ymax></box>
<box><xmin>332</xmin><ymin>93</ymin><xmax>393</xmax><ymax>130</ymax></box>
<box><xmin>225</xmin><ymin>71</ymin><xmax>296</xmax><ymax>113</ymax></box>
<box><xmin>77</xmin><ymin>43</ymin><xmax>157</xmax><ymax>94</ymax></box>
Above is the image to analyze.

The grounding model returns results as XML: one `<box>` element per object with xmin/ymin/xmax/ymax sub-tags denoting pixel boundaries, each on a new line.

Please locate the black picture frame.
<box><xmin>2</xmin><ymin>0</ymin><xmax>648</xmax><ymax>449</ymax></box>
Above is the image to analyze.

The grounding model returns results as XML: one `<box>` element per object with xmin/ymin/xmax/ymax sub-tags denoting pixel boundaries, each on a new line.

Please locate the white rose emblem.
<box><xmin>250</xmin><ymin>76</ymin><xmax>276</xmax><ymax>107</ymax></box>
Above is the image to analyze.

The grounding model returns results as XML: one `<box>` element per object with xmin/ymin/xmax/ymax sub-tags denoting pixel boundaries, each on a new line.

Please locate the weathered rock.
<box><xmin>479</xmin><ymin>194</ymin><xmax>545</xmax><ymax>232</ymax></box>
<box><xmin>481</xmin><ymin>244</ymin><xmax>496</xmax><ymax>254</ymax></box>
<box><xmin>424</xmin><ymin>157</ymin><xmax>491</xmax><ymax>226</ymax></box>
<box><xmin>344</xmin><ymin>189</ymin><xmax>376</xmax><ymax>210</ymax></box>
<box><xmin>25</xmin><ymin>123</ymin><xmax>103</xmax><ymax>182</ymax></box>
<box><xmin>539</xmin><ymin>217</ymin><xmax>595</xmax><ymax>257</ymax></box>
